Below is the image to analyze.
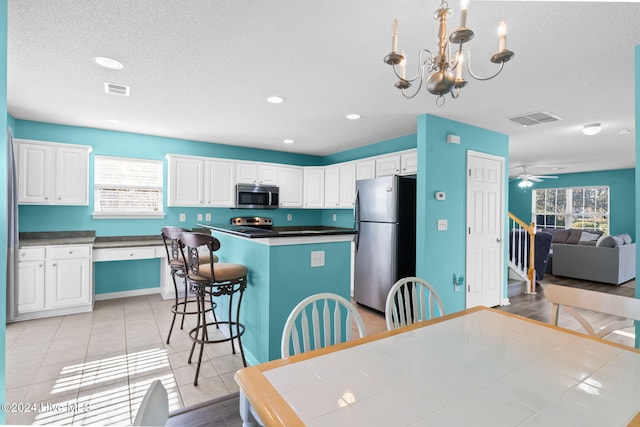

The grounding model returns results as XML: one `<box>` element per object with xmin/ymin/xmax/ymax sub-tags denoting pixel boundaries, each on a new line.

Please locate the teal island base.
<box><xmin>207</xmin><ymin>231</ymin><xmax>354</xmax><ymax>365</ymax></box>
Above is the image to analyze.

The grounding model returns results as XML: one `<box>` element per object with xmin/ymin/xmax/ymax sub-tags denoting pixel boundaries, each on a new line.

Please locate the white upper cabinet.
<box><xmin>339</xmin><ymin>163</ymin><xmax>356</xmax><ymax>208</ymax></box>
<box><xmin>400</xmin><ymin>150</ymin><xmax>417</xmax><ymax>175</ymax></box>
<box><xmin>324</xmin><ymin>165</ymin><xmax>340</xmax><ymax>208</ymax></box>
<box><xmin>303</xmin><ymin>167</ymin><xmax>325</xmax><ymax>209</ymax></box>
<box><xmin>236</xmin><ymin>162</ymin><xmax>278</xmax><ymax>185</ymax></box>
<box><xmin>278</xmin><ymin>166</ymin><xmax>303</xmax><ymax>208</ymax></box>
<box><xmin>16</xmin><ymin>140</ymin><xmax>90</xmax><ymax>205</ymax></box>
<box><xmin>204</xmin><ymin>159</ymin><xmax>236</xmax><ymax>207</ymax></box>
<box><xmin>375</xmin><ymin>154</ymin><xmax>401</xmax><ymax>177</ymax></box>
<box><xmin>375</xmin><ymin>149</ymin><xmax>417</xmax><ymax>177</ymax></box>
<box><xmin>167</xmin><ymin>154</ymin><xmax>236</xmax><ymax>207</ymax></box>
<box><xmin>356</xmin><ymin>159</ymin><xmax>376</xmax><ymax>181</ymax></box>
<box><xmin>167</xmin><ymin>155</ymin><xmax>205</xmax><ymax>207</ymax></box>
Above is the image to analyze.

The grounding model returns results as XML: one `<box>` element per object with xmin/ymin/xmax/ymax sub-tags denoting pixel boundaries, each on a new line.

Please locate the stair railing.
<box><xmin>508</xmin><ymin>213</ymin><xmax>536</xmax><ymax>294</ymax></box>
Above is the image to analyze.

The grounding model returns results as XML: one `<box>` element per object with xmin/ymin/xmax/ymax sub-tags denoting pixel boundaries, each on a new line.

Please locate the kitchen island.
<box><xmin>197</xmin><ymin>223</ymin><xmax>356</xmax><ymax>365</ymax></box>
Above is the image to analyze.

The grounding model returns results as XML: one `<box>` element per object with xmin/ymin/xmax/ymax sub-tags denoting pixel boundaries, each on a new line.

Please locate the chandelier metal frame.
<box><xmin>384</xmin><ymin>0</ymin><xmax>514</xmax><ymax>105</ymax></box>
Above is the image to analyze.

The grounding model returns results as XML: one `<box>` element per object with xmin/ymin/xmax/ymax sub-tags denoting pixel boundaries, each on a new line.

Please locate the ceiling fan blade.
<box><xmin>531</xmin><ymin>175</ymin><xmax>558</xmax><ymax>179</ymax></box>
<box><xmin>529</xmin><ymin>176</ymin><xmax>543</xmax><ymax>182</ymax></box>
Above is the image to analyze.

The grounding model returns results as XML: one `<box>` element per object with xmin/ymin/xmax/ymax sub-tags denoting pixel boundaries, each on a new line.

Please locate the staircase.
<box><xmin>508</xmin><ymin>213</ymin><xmax>537</xmax><ymax>295</ymax></box>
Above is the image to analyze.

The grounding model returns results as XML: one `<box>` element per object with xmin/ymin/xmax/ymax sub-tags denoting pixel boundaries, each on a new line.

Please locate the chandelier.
<box><xmin>384</xmin><ymin>0</ymin><xmax>514</xmax><ymax>105</ymax></box>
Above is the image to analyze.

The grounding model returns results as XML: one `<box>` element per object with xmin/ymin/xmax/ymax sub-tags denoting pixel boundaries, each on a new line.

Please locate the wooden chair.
<box><xmin>544</xmin><ymin>284</ymin><xmax>640</xmax><ymax>347</ymax></box>
<box><xmin>133</xmin><ymin>379</ymin><xmax>169</xmax><ymax>426</ymax></box>
<box><xmin>281</xmin><ymin>293</ymin><xmax>366</xmax><ymax>358</ymax></box>
<box><xmin>385</xmin><ymin>277</ymin><xmax>445</xmax><ymax>330</ymax></box>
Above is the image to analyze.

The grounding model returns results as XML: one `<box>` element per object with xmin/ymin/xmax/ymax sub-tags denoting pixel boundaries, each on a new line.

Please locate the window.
<box><xmin>93</xmin><ymin>156</ymin><xmax>164</xmax><ymax>218</ymax></box>
<box><xmin>533</xmin><ymin>186</ymin><xmax>609</xmax><ymax>233</ymax></box>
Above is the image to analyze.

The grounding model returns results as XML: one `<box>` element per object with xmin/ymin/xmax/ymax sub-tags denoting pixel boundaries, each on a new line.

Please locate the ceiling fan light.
<box><xmin>582</xmin><ymin>123</ymin><xmax>602</xmax><ymax>136</ymax></box>
<box><xmin>518</xmin><ymin>179</ymin><xmax>533</xmax><ymax>188</ymax></box>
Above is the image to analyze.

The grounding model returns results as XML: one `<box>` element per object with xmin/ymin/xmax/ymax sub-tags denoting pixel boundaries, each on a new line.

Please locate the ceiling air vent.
<box><xmin>508</xmin><ymin>111</ymin><xmax>562</xmax><ymax>127</ymax></box>
<box><xmin>104</xmin><ymin>82</ymin><xmax>130</xmax><ymax>96</ymax></box>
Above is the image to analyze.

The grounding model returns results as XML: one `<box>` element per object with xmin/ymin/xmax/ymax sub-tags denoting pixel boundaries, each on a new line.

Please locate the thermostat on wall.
<box><xmin>435</xmin><ymin>191</ymin><xmax>446</xmax><ymax>200</ymax></box>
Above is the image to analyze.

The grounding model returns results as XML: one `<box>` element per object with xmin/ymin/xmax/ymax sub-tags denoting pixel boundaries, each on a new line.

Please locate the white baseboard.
<box><xmin>501</xmin><ymin>298</ymin><xmax>511</xmax><ymax>306</ymax></box>
<box><xmin>95</xmin><ymin>287</ymin><xmax>160</xmax><ymax>301</ymax></box>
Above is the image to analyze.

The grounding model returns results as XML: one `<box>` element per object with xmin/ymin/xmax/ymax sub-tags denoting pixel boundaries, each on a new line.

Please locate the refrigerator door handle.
<box><xmin>354</xmin><ymin>189</ymin><xmax>360</xmax><ymax>251</ymax></box>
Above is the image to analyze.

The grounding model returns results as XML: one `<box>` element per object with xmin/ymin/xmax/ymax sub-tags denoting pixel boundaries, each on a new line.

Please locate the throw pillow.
<box><xmin>566</xmin><ymin>229</ymin><xmax>583</xmax><ymax>244</ymax></box>
<box><xmin>619</xmin><ymin>233</ymin><xmax>632</xmax><ymax>244</ymax></box>
<box><xmin>579</xmin><ymin>231</ymin><xmax>600</xmax><ymax>242</ymax></box>
<box><xmin>596</xmin><ymin>235</ymin><xmax>622</xmax><ymax>248</ymax></box>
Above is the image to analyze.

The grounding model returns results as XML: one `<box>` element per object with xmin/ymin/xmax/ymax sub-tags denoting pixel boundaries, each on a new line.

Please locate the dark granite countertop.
<box><xmin>19</xmin><ymin>231</ymin><xmax>166</xmax><ymax>248</ymax></box>
<box><xmin>197</xmin><ymin>223</ymin><xmax>356</xmax><ymax>239</ymax></box>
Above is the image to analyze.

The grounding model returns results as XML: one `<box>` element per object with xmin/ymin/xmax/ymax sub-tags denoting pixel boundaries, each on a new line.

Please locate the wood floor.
<box><xmin>167</xmin><ymin>274</ymin><xmax>637</xmax><ymax>426</ymax></box>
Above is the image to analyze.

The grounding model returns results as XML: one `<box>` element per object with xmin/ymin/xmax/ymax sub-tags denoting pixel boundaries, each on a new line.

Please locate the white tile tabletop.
<box><xmin>236</xmin><ymin>307</ymin><xmax>640</xmax><ymax>427</ymax></box>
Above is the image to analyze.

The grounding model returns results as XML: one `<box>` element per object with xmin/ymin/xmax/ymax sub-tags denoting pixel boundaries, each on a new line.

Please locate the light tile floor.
<box><xmin>5</xmin><ymin>294</ymin><xmax>249</xmax><ymax>426</ymax></box>
<box><xmin>5</xmin><ymin>277</ymin><xmax>635</xmax><ymax>425</ymax></box>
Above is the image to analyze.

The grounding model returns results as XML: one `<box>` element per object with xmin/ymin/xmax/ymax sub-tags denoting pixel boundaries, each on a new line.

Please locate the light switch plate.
<box><xmin>205</xmin><ymin>213</ymin><xmax>212</xmax><ymax>221</ymax></box>
<box><xmin>311</xmin><ymin>251</ymin><xmax>325</xmax><ymax>267</ymax></box>
<box><xmin>437</xmin><ymin>219</ymin><xmax>448</xmax><ymax>231</ymax></box>
<box><xmin>179</xmin><ymin>213</ymin><xmax>186</xmax><ymax>222</ymax></box>
<box><xmin>197</xmin><ymin>214</ymin><xmax>203</xmax><ymax>221</ymax></box>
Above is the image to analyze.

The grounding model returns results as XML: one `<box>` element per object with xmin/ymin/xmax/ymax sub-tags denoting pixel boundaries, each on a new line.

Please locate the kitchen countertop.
<box><xmin>197</xmin><ymin>223</ymin><xmax>356</xmax><ymax>239</ymax></box>
<box><xmin>19</xmin><ymin>231</ymin><xmax>166</xmax><ymax>248</ymax></box>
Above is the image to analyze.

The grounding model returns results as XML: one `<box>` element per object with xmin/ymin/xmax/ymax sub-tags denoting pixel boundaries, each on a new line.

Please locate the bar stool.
<box><xmin>161</xmin><ymin>227</ymin><xmax>218</xmax><ymax>344</ymax></box>
<box><xmin>179</xmin><ymin>231</ymin><xmax>249</xmax><ymax>386</ymax></box>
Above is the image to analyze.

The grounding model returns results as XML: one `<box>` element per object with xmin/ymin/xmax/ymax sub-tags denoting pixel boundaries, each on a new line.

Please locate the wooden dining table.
<box><xmin>234</xmin><ymin>306</ymin><xmax>640</xmax><ymax>427</ymax></box>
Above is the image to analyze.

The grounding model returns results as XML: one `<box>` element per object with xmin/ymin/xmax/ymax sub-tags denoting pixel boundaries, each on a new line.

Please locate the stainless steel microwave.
<box><xmin>236</xmin><ymin>184</ymin><xmax>279</xmax><ymax>209</ymax></box>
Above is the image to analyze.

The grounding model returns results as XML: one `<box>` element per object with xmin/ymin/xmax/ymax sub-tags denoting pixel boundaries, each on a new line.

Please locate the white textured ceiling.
<box><xmin>6</xmin><ymin>1</ymin><xmax>639</xmax><ymax>177</ymax></box>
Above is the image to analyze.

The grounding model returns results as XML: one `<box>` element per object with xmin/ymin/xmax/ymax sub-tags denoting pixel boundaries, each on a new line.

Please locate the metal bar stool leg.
<box><xmin>166</xmin><ymin>270</ymin><xmax>180</xmax><ymax>344</ymax></box>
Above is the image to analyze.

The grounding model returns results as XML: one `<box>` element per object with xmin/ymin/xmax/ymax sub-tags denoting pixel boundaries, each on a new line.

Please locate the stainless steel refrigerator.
<box><xmin>354</xmin><ymin>175</ymin><xmax>416</xmax><ymax>312</ymax></box>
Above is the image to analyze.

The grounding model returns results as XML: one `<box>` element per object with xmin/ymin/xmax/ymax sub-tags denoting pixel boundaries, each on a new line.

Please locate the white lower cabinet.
<box><xmin>17</xmin><ymin>245</ymin><xmax>93</xmax><ymax>318</ymax></box>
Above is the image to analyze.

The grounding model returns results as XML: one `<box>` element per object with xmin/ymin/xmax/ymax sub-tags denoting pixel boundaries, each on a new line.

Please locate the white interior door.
<box><xmin>466</xmin><ymin>151</ymin><xmax>505</xmax><ymax>308</ymax></box>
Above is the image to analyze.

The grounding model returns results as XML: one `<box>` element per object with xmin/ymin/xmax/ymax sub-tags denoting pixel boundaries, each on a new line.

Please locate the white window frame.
<box><xmin>93</xmin><ymin>155</ymin><xmax>165</xmax><ymax>219</ymax></box>
<box><xmin>533</xmin><ymin>186</ymin><xmax>609</xmax><ymax>233</ymax></box>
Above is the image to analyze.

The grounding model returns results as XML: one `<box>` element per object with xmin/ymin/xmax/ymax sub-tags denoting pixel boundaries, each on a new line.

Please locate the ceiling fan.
<box><xmin>510</xmin><ymin>166</ymin><xmax>558</xmax><ymax>187</ymax></box>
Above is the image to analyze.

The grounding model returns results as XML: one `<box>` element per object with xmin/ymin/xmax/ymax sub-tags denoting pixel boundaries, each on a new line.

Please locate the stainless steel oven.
<box><xmin>236</xmin><ymin>184</ymin><xmax>279</xmax><ymax>209</ymax></box>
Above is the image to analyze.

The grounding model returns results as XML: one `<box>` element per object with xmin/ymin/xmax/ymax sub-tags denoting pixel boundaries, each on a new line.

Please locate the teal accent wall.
<box><xmin>509</xmin><ymin>169</ymin><xmax>636</xmax><ymax>240</ymax></box>
<box><xmin>634</xmin><ymin>44</ymin><xmax>639</xmax><ymax>347</ymax></box>
<box><xmin>416</xmin><ymin>114</ymin><xmax>509</xmax><ymax>314</ymax></box>
<box><xmin>321</xmin><ymin>134</ymin><xmax>416</xmax><ymax>165</ymax></box>
<box><xmin>94</xmin><ymin>259</ymin><xmax>161</xmax><ymax>294</ymax></box>
<box><xmin>0</xmin><ymin>1</ymin><xmax>8</xmax><ymax>421</ymax></box>
<box><xmin>213</xmin><ymin>234</ymin><xmax>351</xmax><ymax>364</ymax></box>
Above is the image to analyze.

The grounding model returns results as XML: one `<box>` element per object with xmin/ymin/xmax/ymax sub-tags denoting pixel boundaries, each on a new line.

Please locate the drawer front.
<box><xmin>48</xmin><ymin>245</ymin><xmax>92</xmax><ymax>260</ymax></box>
<box><xmin>18</xmin><ymin>247</ymin><xmax>46</xmax><ymax>261</ymax></box>
<box><xmin>94</xmin><ymin>247</ymin><xmax>158</xmax><ymax>262</ymax></box>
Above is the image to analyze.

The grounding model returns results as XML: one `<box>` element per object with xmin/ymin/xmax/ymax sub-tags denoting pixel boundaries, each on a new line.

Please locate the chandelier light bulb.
<box><xmin>460</xmin><ymin>0</ymin><xmax>470</xmax><ymax>27</ymax></box>
<box><xmin>392</xmin><ymin>19</ymin><xmax>399</xmax><ymax>53</ymax></box>
<box><xmin>498</xmin><ymin>21</ymin><xmax>508</xmax><ymax>51</ymax></box>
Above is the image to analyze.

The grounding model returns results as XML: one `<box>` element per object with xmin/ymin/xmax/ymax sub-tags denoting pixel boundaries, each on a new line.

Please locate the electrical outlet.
<box><xmin>287</xmin><ymin>214</ymin><xmax>292</xmax><ymax>221</ymax></box>
<box><xmin>205</xmin><ymin>213</ymin><xmax>212</xmax><ymax>221</ymax></box>
<box><xmin>311</xmin><ymin>251</ymin><xmax>325</xmax><ymax>267</ymax></box>
<box><xmin>179</xmin><ymin>213</ymin><xmax>186</xmax><ymax>222</ymax></box>
<box><xmin>332</xmin><ymin>214</ymin><xmax>337</xmax><ymax>222</ymax></box>
<box><xmin>197</xmin><ymin>214</ymin><xmax>203</xmax><ymax>221</ymax></box>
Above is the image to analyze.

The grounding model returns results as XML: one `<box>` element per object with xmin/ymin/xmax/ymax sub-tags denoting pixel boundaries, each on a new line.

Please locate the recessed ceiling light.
<box><xmin>94</xmin><ymin>56</ymin><xmax>124</xmax><ymax>70</ymax></box>
<box><xmin>105</xmin><ymin>119</ymin><xmax>120</xmax><ymax>124</ymax></box>
<box><xmin>582</xmin><ymin>123</ymin><xmax>602</xmax><ymax>136</ymax></box>
<box><xmin>267</xmin><ymin>96</ymin><xmax>285</xmax><ymax>104</ymax></box>
<box><xmin>283</xmin><ymin>139</ymin><xmax>294</xmax><ymax>144</ymax></box>
<box><xmin>346</xmin><ymin>114</ymin><xmax>361</xmax><ymax>120</ymax></box>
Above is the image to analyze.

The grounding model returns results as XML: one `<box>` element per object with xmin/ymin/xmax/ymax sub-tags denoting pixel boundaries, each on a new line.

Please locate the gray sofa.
<box><xmin>552</xmin><ymin>243</ymin><xmax>636</xmax><ymax>285</ymax></box>
<box><xmin>541</xmin><ymin>228</ymin><xmax>636</xmax><ymax>285</ymax></box>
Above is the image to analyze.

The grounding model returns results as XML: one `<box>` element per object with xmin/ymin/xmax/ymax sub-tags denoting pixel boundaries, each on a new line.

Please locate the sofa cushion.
<box><xmin>545</xmin><ymin>228</ymin><xmax>571</xmax><ymax>243</ymax></box>
<box><xmin>566</xmin><ymin>229</ymin><xmax>583</xmax><ymax>244</ymax></box>
<box><xmin>597</xmin><ymin>235</ymin><xmax>623</xmax><ymax>248</ymax></box>
<box><xmin>578</xmin><ymin>240</ymin><xmax>598</xmax><ymax>246</ymax></box>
